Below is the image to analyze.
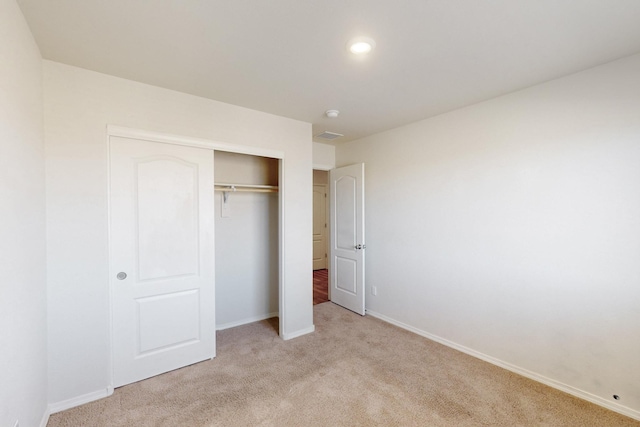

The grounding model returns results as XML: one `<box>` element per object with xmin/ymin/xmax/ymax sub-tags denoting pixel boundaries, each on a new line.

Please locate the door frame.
<box><xmin>312</xmin><ymin>165</ymin><xmax>333</xmax><ymax>301</ymax></box>
<box><xmin>106</xmin><ymin>125</ymin><xmax>285</xmax><ymax>390</ymax></box>
<box><xmin>312</xmin><ymin>183</ymin><xmax>328</xmax><ymax>270</ymax></box>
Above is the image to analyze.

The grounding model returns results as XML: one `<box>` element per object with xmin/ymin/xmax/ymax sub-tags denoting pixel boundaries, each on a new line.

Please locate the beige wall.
<box><xmin>337</xmin><ymin>54</ymin><xmax>640</xmax><ymax>418</ymax></box>
<box><xmin>313</xmin><ymin>142</ymin><xmax>335</xmax><ymax>170</ymax></box>
<box><xmin>0</xmin><ymin>1</ymin><xmax>48</xmax><ymax>426</ymax></box>
<box><xmin>44</xmin><ymin>61</ymin><xmax>313</xmax><ymax>407</ymax></box>
<box><xmin>215</xmin><ymin>151</ymin><xmax>278</xmax><ymax>186</ymax></box>
<box><xmin>313</xmin><ymin>169</ymin><xmax>329</xmax><ymax>185</ymax></box>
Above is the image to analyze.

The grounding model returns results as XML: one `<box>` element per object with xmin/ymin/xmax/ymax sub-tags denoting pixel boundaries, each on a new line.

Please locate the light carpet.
<box><xmin>48</xmin><ymin>302</ymin><xmax>638</xmax><ymax>426</ymax></box>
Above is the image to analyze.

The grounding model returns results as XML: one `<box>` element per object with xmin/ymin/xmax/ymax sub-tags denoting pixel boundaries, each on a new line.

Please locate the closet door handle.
<box><xmin>116</xmin><ymin>272</ymin><xmax>127</xmax><ymax>280</ymax></box>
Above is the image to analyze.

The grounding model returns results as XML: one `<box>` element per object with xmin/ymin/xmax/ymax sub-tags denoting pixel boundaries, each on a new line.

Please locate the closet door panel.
<box><xmin>109</xmin><ymin>136</ymin><xmax>215</xmax><ymax>388</ymax></box>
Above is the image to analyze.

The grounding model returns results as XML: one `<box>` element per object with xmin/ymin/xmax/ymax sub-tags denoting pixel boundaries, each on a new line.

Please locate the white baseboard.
<box><xmin>281</xmin><ymin>325</ymin><xmax>315</xmax><ymax>340</ymax></box>
<box><xmin>39</xmin><ymin>408</ymin><xmax>50</xmax><ymax>427</ymax></box>
<box><xmin>365</xmin><ymin>309</ymin><xmax>640</xmax><ymax>422</ymax></box>
<box><xmin>48</xmin><ymin>387</ymin><xmax>114</xmax><ymax>414</ymax></box>
<box><xmin>216</xmin><ymin>312</ymin><xmax>279</xmax><ymax>331</ymax></box>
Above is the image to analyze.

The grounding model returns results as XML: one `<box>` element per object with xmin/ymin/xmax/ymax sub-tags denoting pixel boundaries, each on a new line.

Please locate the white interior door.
<box><xmin>109</xmin><ymin>136</ymin><xmax>215</xmax><ymax>388</ymax></box>
<box><xmin>313</xmin><ymin>184</ymin><xmax>327</xmax><ymax>270</ymax></box>
<box><xmin>329</xmin><ymin>163</ymin><xmax>365</xmax><ymax>315</ymax></box>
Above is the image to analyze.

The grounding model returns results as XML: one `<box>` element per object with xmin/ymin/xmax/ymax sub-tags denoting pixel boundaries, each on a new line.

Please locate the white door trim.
<box><xmin>313</xmin><ymin>183</ymin><xmax>328</xmax><ymax>270</ymax></box>
<box><xmin>106</xmin><ymin>125</ymin><xmax>287</xmax><ymax>388</ymax></box>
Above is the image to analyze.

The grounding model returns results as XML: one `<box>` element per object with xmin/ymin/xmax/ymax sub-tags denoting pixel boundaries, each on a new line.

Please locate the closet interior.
<box><xmin>214</xmin><ymin>151</ymin><xmax>279</xmax><ymax>330</ymax></box>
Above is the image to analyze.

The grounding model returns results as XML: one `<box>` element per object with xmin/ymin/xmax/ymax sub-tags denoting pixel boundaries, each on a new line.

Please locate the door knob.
<box><xmin>355</xmin><ymin>244</ymin><xmax>366</xmax><ymax>250</ymax></box>
<box><xmin>116</xmin><ymin>272</ymin><xmax>127</xmax><ymax>280</ymax></box>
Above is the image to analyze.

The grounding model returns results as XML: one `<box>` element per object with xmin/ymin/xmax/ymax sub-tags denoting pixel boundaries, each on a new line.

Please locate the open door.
<box><xmin>329</xmin><ymin>163</ymin><xmax>365</xmax><ymax>315</ymax></box>
<box><xmin>109</xmin><ymin>136</ymin><xmax>216</xmax><ymax>387</ymax></box>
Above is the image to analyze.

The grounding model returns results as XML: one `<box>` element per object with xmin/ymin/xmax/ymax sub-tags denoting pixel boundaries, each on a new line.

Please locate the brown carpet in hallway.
<box><xmin>48</xmin><ymin>303</ymin><xmax>638</xmax><ymax>427</ymax></box>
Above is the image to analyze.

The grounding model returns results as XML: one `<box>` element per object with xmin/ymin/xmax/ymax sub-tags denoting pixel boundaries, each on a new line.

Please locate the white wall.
<box><xmin>44</xmin><ymin>61</ymin><xmax>313</xmax><ymax>407</ymax></box>
<box><xmin>215</xmin><ymin>152</ymin><xmax>279</xmax><ymax>329</ymax></box>
<box><xmin>215</xmin><ymin>191</ymin><xmax>279</xmax><ymax>328</ymax></box>
<box><xmin>0</xmin><ymin>1</ymin><xmax>48</xmax><ymax>426</ymax></box>
<box><xmin>337</xmin><ymin>54</ymin><xmax>640</xmax><ymax>418</ymax></box>
<box><xmin>313</xmin><ymin>142</ymin><xmax>335</xmax><ymax>170</ymax></box>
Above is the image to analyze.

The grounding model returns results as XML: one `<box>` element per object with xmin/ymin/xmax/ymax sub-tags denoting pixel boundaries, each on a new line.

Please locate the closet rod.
<box><xmin>214</xmin><ymin>183</ymin><xmax>278</xmax><ymax>193</ymax></box>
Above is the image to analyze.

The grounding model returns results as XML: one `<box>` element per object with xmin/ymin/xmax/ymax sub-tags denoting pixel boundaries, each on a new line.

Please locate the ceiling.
<box><xmin>17</xmin><ymin>0</ymin><xmax>640</xmax><ymax>143</ymax></box>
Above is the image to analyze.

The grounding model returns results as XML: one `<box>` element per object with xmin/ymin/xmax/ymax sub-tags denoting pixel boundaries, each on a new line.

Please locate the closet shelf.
<box><xmin>214</xmin><ymin>183</ymin><xmax>278</xmax><ymax>193</ymax></box>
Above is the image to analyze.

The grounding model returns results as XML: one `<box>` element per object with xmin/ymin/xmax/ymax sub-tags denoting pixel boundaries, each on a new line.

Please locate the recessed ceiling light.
<box><xmin>348</xmin><ymin>37</ymin><xmax>376</xmax><ymax>55</ymax></box>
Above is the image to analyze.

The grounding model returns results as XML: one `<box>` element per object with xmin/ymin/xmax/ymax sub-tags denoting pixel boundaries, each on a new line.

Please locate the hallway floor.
<box><xmin>313</xmin><ymin>269</ymin><xmax>328</xmax><ymax>305</ymax></box>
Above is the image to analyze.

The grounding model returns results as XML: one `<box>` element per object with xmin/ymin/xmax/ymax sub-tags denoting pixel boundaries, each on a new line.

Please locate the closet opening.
<box><xmin>214</xmin><ymin>151</ymin><xmax>280</xmax><ymax>333</ymax></box>
<box><xmin>313</xmin><ymin>169</ymin><xmax>329</xmax><ymax>305</ymax></box>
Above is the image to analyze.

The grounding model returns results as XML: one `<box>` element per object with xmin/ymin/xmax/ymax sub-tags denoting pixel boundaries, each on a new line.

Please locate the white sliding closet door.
<box><xmin>109</xmin><ymin>136</ymin><xmax>215</xmax><ymax>388</ymax></box>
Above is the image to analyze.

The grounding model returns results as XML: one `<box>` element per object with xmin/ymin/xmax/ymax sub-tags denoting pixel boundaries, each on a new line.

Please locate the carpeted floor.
<box><xmin>48</xmin><ymin>303</ymin><xmax>638</xmax><ymax>426</ymax></box>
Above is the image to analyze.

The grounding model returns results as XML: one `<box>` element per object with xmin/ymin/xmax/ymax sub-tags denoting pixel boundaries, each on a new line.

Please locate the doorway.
<box><xmin>312</xmin><ymin>163</ymin><xmax>366</xmax><ymax>314</ymax></box>
<box><xmin>313</xmin><ymin>170</ymin><xmax>329</xmax><ymax>304</ymax></box>
<box><xmin>214</xmin><ymin>152</ymin><xmax>280</xmax><ymax>329</ymax></box>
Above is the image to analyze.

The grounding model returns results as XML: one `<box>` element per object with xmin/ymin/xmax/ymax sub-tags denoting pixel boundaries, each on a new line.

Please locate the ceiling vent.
<box><xmin>315</xmin><ymin>131</ymin><xmax>344</xmax><ymax>140</ymax></box>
